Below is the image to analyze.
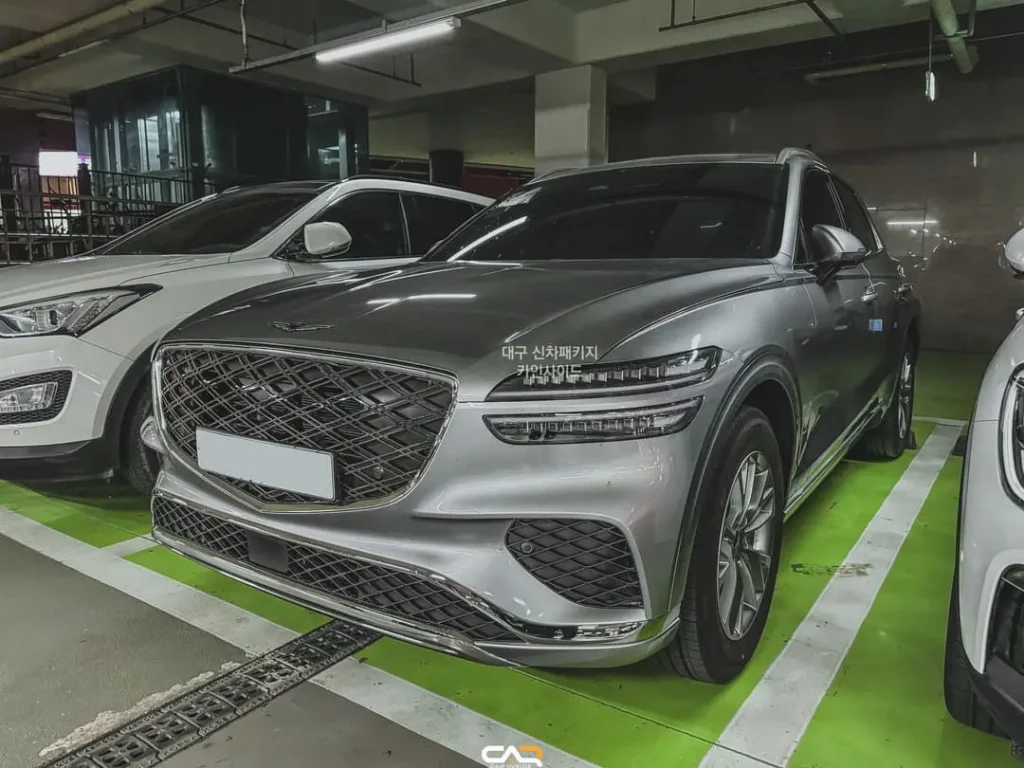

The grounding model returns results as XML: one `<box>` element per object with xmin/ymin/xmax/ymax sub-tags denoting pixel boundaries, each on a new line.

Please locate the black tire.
<box><xmin>854</xmin><ymin>344</ymin><xmax>916</xmax><ymax>460</ymax></box>
<box><xmin>123</xmin><ymin>384</ymin><xmax>160</xmax><ymax>497</ymax></box>
<box><xmin>944</xmin><ymin>580</ymin><xmax>1005</xmax><ymax>736</ymax></box>
<box><xmin>657</xmin><ymin>405</ymin><xmax>785</xmax><ymax>683</ymax></box>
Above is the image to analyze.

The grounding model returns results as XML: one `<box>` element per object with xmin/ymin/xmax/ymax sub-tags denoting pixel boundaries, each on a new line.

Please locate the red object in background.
<box><xmin>461</xmin><ymin>171</ymin><xmax>528</xmax><ymax>199</ymax></box>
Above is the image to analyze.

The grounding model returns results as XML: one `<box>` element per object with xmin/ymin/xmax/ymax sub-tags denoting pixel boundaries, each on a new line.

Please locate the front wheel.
<box><xmin>123</xmin><ymin>385</ymin><xmax>160</xmax><ymax>496</ymax></box>
<box><xmin>854</xmin><ymin>344</ymin><xmax>916</xmax><ymax>461</ymax></box>
<box><xmin>657</xmin><ymin>405</ymin><xmax>785</xmax><ymax>683</ymax></box>
<box><xmin>944</xmin><ymin>580</ymin><xmax>1004</xmax><ymax>736</ymax></box>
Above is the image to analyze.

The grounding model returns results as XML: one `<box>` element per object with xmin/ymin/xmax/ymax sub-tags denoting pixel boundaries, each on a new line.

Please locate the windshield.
<box><xmin>97</xmin><ymin>188</ymin><xmax>319</xmax><ymax>255</ymax></box>
<box><xmin>424</xmin><ymin>163</ymin><xmax>788</xmax><ymax>263</ymax></box>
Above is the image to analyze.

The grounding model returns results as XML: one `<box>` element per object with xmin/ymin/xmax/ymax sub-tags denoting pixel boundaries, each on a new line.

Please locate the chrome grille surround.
<box><xmin>154</xmin><ymin>343</ymin><xmax>456</xmax><ymax>510</ymax></box>
<box><xmin>151</xmin><ymin>494</ymin><xmax>524</xmax><ymax>643</ymax></box>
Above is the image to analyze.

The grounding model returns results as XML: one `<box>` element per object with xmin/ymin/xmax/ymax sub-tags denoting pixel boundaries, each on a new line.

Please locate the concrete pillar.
<box><xmin>429</xmin><ymin>149</ymin><xmax>464</xmax><ymax>187</ymax></box>
<box><xmin>534</xmin><ymin>65</ymin><xmax>607</xmax><ymax>176</ymax></box>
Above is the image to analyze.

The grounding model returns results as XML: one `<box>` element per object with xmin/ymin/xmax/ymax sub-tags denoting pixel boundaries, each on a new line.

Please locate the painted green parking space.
<box><xmin>916</xmin><ymin>351</ymin><xmax>989</xmax><ymax>421</ymax></box>
<box><xmin>790</xmin><ymin>456</ymin><xmax>1014</xmax><ymax>768</ymax></box>
<box><xmin>359</xmin><ymin>421</ymin><xmax>937</xmax><ymax>767</ymax></box>
<box><xmin>0</xmin><ymin>479</ymin><xmax>149</xmax><ymax>547</ymax></box>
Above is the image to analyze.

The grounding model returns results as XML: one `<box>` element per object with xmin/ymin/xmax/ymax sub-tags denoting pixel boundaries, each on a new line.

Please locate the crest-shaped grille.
<box><xmin>157</xmin><ymin>346</ymin><xmax>454</xmax><ymax>506</ymax></box>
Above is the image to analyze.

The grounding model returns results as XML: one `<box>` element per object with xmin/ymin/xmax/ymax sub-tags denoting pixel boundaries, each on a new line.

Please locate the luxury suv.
<box><xmin>0</xmin><ymin>178</ymin><xmax>490</xmax><ymax>494</ymax></box>
<box><xmin>944</xmin><ymin>227</ymin><xmax>1024</xmax><ymax>757</ymax></box>
<box><xmin>145</xmin><ymin>149</ymin><xmax>919</xmax><ymax>682</ymax></box>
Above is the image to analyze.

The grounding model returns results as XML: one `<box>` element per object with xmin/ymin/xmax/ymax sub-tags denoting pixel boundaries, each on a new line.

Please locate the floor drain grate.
<box><xmin>41</xmin><ymin>621</ymin><xmax>378</xmax><ymax>768</ymax></box>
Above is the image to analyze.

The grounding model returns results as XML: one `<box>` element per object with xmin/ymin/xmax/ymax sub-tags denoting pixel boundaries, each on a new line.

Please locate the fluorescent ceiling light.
<box><xmin>887</xmin><ymin>219</ymin><xmax>938</xmax><ymax>227</ymax></box>
<box><xmin>316</xmin><ymin>18</ymin><xmax>460</xmax><ymax>64</ymax></box>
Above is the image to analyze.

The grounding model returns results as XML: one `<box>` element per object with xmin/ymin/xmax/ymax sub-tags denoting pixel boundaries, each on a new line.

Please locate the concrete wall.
<box><xmin>610</xmin><ymin>19</ymin><xmax>1024</xmax><ymax>353</ymax></box>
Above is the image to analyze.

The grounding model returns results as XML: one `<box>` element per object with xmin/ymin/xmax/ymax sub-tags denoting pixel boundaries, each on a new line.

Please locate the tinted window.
<box><xmin>832</xmin><ymin>178</ymin><xmax>877</xmax><ymax>250</ymax></box>
<box><xmin>319</xmin><ymin>191</ymin><xmax>406</xmax><ymax>258</ymax></box>
<box><xmin>800</xmin><ymin>171</ymin><xmax>844</xmax><ymax>262</ymax></box>
<box><xmin>403</xmin><ymin>194</ymin><xmax>477</xmax><ymax>254</ymax></box>
<box><xmin>100</xmin><ymin>189</ymin><xmax>317</xmax><ymax>255</ymax></box>
<box><xmin>279</xmin><ymin>191</ymin><xmax>408</xmax><ymax>260</ymax></box>
<box><xmin>423</xmin><ymin>163</ymin><xmax>787</xmax><ymax>263</ymax></box>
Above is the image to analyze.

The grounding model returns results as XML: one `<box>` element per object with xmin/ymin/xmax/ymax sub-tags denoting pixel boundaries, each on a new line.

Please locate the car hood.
<box><xmin>0</xmin><ymin>252</ymin><xmax>230</xmax><ymax>305</ymax></box>
<box><xmin>167</xmin><ymin>259</ymin><xmax>780</xmax><ymax>401</ymax></box>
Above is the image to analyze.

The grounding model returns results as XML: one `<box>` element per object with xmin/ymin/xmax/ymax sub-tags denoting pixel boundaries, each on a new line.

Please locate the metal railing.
<box><xmin>0</xmin><ymin>161</ymin><xmax>216</xmax><ymax>264</ymax></box>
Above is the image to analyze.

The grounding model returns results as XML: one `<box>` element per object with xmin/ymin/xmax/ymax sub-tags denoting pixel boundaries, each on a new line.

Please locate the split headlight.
<box><xmin>1001</xmin><ymin>371</ymin><xmax>1024</xmax><ymax>500</ymax></box>
<box><xmin>0</xmin><ymin>287</ymin><xmax>158</xmax><ymax>338</ymax></box>
<box><xmin>484</xmin><ymin>347</ymin><xmax>719</xmax><ymax>445</ymax></box>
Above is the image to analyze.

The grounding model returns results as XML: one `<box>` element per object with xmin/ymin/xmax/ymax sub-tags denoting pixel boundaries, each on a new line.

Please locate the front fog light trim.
<box><xmin>0</xmin><ymin>382</ymin><xmax>58</xmax><ymax>414</ymax></box>
<box><xmin>484</xmin><ymin>397</ymin><xmax>702</xmax><ymax>445</ymax></box>
<box><xmin>0</xmin><ymin>370</ymin><xmax>72</xmax><ymax>425</ymax></box>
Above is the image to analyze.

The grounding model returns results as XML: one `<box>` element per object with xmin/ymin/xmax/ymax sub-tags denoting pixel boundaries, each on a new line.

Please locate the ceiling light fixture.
<box><xmin>315</xmin><ymin>18</ymin><xmax>461</xmax><ymax>64</ymax></box>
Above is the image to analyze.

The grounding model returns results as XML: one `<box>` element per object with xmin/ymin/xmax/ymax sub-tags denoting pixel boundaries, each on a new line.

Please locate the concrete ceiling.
<box><xmin>0</xmin><ymin>0</ymin><xmax>1007</xmax><ymax>115</ymax></box>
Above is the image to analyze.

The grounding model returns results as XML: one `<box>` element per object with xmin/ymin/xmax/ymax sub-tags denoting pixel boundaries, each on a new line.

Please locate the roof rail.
<box><xmin>775</xmin><ymin>147</ymin><xmax>825</xmax><ymax>165</ymax></box>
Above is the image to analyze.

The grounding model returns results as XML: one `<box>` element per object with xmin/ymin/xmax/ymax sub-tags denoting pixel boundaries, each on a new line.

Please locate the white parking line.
<box><xmin>913</xmin><ymin>415</ymin><xmax>968</xmax><ymax>427</ymax></box>
<box><xmin>699</xmin><ymin>424</ymin><xmax>960</xmax><ymax>768</ymax></box>
<box><xmin>0</xmin><ymin>507</ymin><xmax>599</xmax><ymax>768</ymax></box>
<box><xmin>102</xmin><ymin>535</ymin><xmax>156</xmax><ymax>558</ymax></box>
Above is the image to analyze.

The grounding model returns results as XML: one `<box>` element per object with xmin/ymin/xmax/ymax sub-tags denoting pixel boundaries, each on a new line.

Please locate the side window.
<box><xmin>402</xmin><ymin>194</ymin><xmax>477</xmax><ymax>255</ymax></box>
<box><xmin>799</xmin><ymin>170</ymin><xmax>844</xmax><ymax>263</ymax></box>
<box><xmin>832</xmin><ymin>178</ymin><xmax>877</xmax><ymax>251</ymax></box>
<box><xmin>279</xmin><ymin>191</ymin><xmax>407</xmax><ymax>260</ymax></box>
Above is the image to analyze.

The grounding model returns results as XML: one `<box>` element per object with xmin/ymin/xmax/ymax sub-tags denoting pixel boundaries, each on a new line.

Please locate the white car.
<box><xmin>0</xmin><ymin>177</ymin><xmax>491</xmax><ymax>494</ymax></box>
<box><xmin>945</xmin><ymin>226</ymin><xmax>1024</xmax><ymax>758</ymax></box>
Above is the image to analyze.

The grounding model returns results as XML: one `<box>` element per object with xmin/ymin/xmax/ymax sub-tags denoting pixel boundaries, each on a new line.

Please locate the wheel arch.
<box><xmin>666</xmin><ymin>347</ymin><xmax>801</xmax><ymax>612</ymax></box>
<box><xmin>102</xmin><ymin>344</ymin><xmax>154</xmax><ymax>472</ymax></box>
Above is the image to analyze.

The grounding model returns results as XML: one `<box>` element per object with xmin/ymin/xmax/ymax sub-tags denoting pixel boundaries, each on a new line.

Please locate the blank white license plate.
<box><xmin>195</xmin><ymin>428</ymin><xmax>335</xmax><ymax>501</ymax></box>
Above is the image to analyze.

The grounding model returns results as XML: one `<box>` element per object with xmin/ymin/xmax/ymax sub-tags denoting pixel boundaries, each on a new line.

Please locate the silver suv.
<box><xmin>146</xmin><ymin>148</ymin><xmax>920</xmax><ymax>683</ymax></box>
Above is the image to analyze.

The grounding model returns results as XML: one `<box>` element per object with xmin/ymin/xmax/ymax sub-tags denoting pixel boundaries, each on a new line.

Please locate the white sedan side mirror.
<box><xmin>1005</xmin><ymin>227</ymin><xmax>1024</xmax><ymax>275</ymax></box>
<box><xmin>304</xmin><ymin>222</ymin><xmax>352</xmax><ymax>257</ymax></box>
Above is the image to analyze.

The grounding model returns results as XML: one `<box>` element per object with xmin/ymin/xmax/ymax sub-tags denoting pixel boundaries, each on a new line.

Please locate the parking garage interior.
<box><xmin>2</xmin><ymin>1</ymin><xmax>1023</xmax><ymax>767</ymax></box>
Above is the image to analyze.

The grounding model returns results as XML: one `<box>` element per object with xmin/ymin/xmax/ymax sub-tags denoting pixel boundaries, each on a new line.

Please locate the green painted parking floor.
<box><xmin>0</xmin><ymin>351</ymin><xmax>1011</xmax><ymax>768</ymax></box>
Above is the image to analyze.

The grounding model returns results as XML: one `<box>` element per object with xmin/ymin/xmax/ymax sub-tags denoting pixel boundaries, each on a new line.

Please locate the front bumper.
<box><xmin>150</xmin><ymin>370</ymin><xmax>721</xmax><ymax>667</ymax></box>
<box><xmin>151</xmin><ymin>492</ymin><xmax>680</xmax><ymax>668</ymax></box>
<box><xmin>0</xmin><ymin>335</ymin><xmax>131</xmax><ymax>455</ymax></box>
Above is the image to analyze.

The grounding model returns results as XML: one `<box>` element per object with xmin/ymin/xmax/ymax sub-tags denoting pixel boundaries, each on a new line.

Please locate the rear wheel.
<box><xmin>855</xmin><ymin>344</ymin><xmax>915</xmax><ymax>460</ymax></box>
<box><xmin>123</xmin><ymin>384</ymin><xmax>159</xmax><ymax>497</ymax></box>
<box><xmin>657</xmin><ymin>406</ymin><xmax>784</xmax><ymax>683</ymax></box>
<box><xmin>944</xmin><ymin>579</ymin><xmax>1005</xmax><ymax>736</ymax></box>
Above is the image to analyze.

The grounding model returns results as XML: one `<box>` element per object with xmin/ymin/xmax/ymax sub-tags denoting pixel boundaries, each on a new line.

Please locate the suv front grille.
<box><xmin>157</xmin><ymin>346</ymin><xmax>454</xmax><ymax>506</ymax></box>
<box><xmin>152</xmin><ymin>496</ymin><xmax>518</xmax><ymax>643</ymax></box>
<box><xmin>505</xmin><ymin>518</ymin><xmax>643</xmax><ymax>609</ymax></box>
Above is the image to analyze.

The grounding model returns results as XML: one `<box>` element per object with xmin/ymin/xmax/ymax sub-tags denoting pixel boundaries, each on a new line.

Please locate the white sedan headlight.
<box><xmin>0</xmin><ymin>287</ymin><xmax>157</xmax><ymax>338</ymax></box>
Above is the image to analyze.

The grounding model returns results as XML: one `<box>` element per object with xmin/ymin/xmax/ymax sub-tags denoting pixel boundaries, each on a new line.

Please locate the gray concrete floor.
<box><xmin>0</xmin><ymin>535</ymin><xmax>475</xmax><ymax>768</ymax></box>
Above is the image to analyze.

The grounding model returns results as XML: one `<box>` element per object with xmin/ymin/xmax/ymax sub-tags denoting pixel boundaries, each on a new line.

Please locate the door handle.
<box><xmin>861</xmin><ymin>287</ymin><xmax>878</xmax><ymax>304</ymax></box>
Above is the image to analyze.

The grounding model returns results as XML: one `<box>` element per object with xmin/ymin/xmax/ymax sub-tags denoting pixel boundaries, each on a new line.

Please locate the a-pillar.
<box><xmin>534</xmin><ymin>65</ymin><xmax>607</xmax><ymax>177</ymax></box>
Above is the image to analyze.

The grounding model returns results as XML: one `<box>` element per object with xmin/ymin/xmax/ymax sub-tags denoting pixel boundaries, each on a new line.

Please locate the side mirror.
<box><xmin>809</xmin><ymin>224</ymin><xmax>869</xmax><ymax>283</ymax></box>
<box><xmin>1005</xmin><ymin>227</ymin><xmax>1024</xmax><ymax>276</ymax></box>
<box><xmin>303</xmin><ymin>221</ymin><xmax>352</xmax><ymax>258</ymax></box>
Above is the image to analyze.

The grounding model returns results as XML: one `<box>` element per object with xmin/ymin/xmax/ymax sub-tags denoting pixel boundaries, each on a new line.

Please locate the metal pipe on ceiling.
<box><xmin>931</xmin><ymin>0</ymin><xmax>979</xmax><ymax>73</ymax></box>
<box><xmin>803</xmin><ymin>53</ymin><xmax>953</xmax><ymax>83</ymax></box>
<box><xmin>0</xmin><ymin>0</ymin><xmax>173</xmax><ymax>68</ymax></box>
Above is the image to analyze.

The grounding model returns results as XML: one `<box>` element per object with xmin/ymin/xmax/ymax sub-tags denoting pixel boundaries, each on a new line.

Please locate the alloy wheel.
<box><xmin>717</xmin><ymin>451</ymin><xmax>776</xmax><ymax>641</ymax></box>
<box><xmin>897</xmin><ymin>354</ymin><xmax>914</xmax><ymax>440</ymax></box>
